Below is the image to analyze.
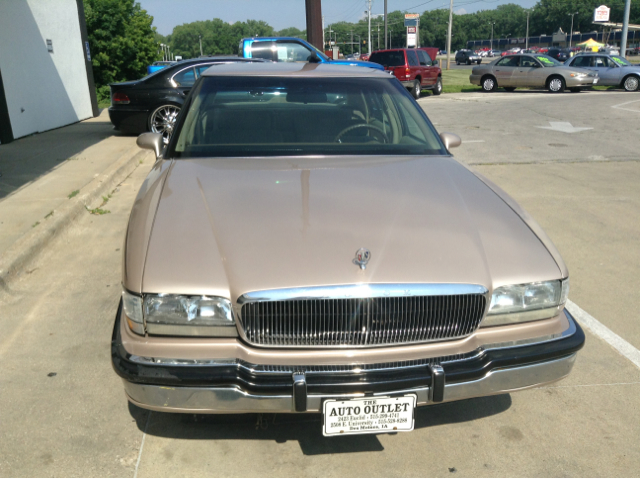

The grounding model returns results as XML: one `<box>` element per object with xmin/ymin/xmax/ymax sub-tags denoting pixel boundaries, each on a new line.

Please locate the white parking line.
<box><xmin>134</xmin><ymin>412</ymin><xmax>151</xmax><ymax>478</ymax></box>
<box><xmin>611</xmin><ymin>99</ymin><xmax>640</xmax><ymax>113</ymax></box>
<box><xmin>566</xmin><ymin>300</ymin><xmax>640</xmax><ymax>370</ymax></box>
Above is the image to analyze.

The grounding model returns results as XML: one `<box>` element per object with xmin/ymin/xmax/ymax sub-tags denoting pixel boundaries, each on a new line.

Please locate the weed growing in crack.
<box><xmin>68</xmin><ymin>190</ymin><xmax>80</xmax><ymax>199</ymax></box>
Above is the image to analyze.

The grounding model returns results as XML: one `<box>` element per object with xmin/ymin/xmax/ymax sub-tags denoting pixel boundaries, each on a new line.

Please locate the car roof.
<box><xmin>200</xmin><ymin>62</ymin><xmax>391</xmax><ymax>78</ymax></box>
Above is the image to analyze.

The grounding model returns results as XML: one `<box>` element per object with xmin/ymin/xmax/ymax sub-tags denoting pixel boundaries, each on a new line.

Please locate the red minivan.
<box><xmin>369</xmin><ymin>48</ymin><xmax>442</xmax><ymax>99</ymax></box>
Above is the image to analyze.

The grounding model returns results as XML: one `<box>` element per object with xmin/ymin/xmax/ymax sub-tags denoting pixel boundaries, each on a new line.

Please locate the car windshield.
<box><xmin>535</xmin><ymin>55</ymin><xmax>562</xmax><ymax>67</ymax></box>
<box><xmin>369</xmin><ymin>51</ymin><xmax>405</xmax><ymax>67</ymax></box>
<box><xmin>611</xmin><ymin>55</ymin><xmax>631</xmax><ymax>66</ymax></box>
<box><xmin>170</xmin><ymin>76</ymin><xmax>446</xmax><ymax>158</ymax></box>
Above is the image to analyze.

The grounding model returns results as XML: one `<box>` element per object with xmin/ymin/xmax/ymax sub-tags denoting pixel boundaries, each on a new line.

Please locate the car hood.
<box><xmin>137</xmin><ymin>156</ymin><xmax>562</xmax><ymax>301</ymax></box>
<box><xmin>330</xmin><ymin>59</ymin><xmax>384</xmax><ymax>70</ymax></box>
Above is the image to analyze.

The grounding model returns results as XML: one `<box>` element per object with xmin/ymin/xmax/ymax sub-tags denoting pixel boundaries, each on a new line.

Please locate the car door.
<box><xmin>514</xmin><ymin>56</ymin><xmax>544</xmax><ymax>87</ymax></box>
<box><xmin>406</xmin><ymin>49</ymin><xmax>421</xmax><ymax>84</ymax></box>
<box><xmin>417</xmin><ymin>49</ymin><xmax>435</xmax><ymax>86</ymax></box>
<box><xmin>274</xmin><ymin>41</ymin><xmax>315</xmax><ymax>62</ymax></box>
<box><xmin>600</xmin><ymin>56</ymin><xmax>624</xmax><ymax>85</ymax></box>
<box><xmin>493</xmin><ymin>56</ymin><xmax>519</xmax><ymax>86</ymax></box>
<box><xmin>587</xmin><ymin>56</ymin><xmax>618</xmax><ymax>85</ymax></box>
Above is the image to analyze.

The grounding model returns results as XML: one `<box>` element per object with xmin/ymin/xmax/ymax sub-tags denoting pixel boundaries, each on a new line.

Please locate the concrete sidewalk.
<box><xmin>0</xmin><ymin>110</ymin><xmax>152</xmax><ymax>286</ymax></box>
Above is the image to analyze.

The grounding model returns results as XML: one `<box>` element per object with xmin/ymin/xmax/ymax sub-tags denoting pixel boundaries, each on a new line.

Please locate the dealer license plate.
<box><xmin>322</xmin><ymin>395</ymin><xmax>416</xmax><ymax>437</ymax></box>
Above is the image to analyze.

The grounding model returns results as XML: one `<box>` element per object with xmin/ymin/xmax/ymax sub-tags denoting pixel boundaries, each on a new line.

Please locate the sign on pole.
<box><xmin>593</xmin><ymin>5</ymin><xmax>610</xmax><ymax>22</ymax></box>
<box><xmin>404</xmin><ymin>13</ymin><xmax>419</xmax><ymax>27</ymax></box>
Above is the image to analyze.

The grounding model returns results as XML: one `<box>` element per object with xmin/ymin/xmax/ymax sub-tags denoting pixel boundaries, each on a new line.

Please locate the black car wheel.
<box><xmin>466</xmin><ymin>59</ymin><xmax>471</xmax><ymax>65</ymax></box>
<box><xmin>481</xmin><ymin>75</ymin><xmax>497</xmax><ymax>92</ymax></box>
<box><xmin>433</xmin><ymin>77</ymin><xmax>442</xmax><ymax>96</ymax></box>
<box><xmin>547</xmin><ymin>76</ymin><xmax>565</xmax><ymax>93</ymax></box>
<box><xmin>623</xmin><ymin>75</ymin><xmax>640</xmax><ymax>92</ymax></box>
<box><xmin>149</xmin><ymin>104</ymin><xmax>181</xmax><ymax>144</ymax></box>
<box><xmin>456</xmin><ymin>61</ymin><xmax>460</xmax><ymax>65</ymax></box>
<box><xmin>412</xmin><ymin>80</ymin><xmax>421</xmax><ymax>99</ymax></box>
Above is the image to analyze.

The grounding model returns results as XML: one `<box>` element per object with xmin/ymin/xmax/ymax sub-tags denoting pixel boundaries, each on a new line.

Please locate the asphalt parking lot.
<box><xmin>1</xmin><ymin>90</ymin><xmax>639</xmax><ymax>476</ymax></box>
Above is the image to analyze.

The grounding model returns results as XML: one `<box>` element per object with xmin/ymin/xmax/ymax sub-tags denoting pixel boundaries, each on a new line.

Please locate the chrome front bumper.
<box><xmin>113</xmin><ymin>306</ymin><xmax>584</xmax><ymax>414</ymax></box>
<box><xmin>123</xmin><ymin>353</ymin><xmax>577</xmax><ymax>414</ymax></box>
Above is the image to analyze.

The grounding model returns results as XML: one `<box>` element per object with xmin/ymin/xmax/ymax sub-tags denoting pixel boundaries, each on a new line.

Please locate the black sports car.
<box><xmin>108</xmin><ymin>57</ymin><xmax>265</xmax><ymax>143</ymax></box>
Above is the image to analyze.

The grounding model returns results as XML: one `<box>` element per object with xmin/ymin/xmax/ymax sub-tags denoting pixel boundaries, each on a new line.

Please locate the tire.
<box><xmin>547</xmin><ymin>76</ymin><xmax>565</xmax><ymax>93</ymax></box>
<box><xmin>504</xmin><ymin>87</ymin><xmax>516</xmax><ymax>92</ymax></box>
<box><xmin>477</xmin><ymin>60</ymin><xmax>482</xmax><ymax>64</ymax></box>
<box><xmin>466</xmin><ymin>59</ymin><xmax>471</xmax><ymax>65</ymax></box>
<box><xmin>622</xmin><ymin>75</ymin><xmax>640</xmax><ymax>92</ymax></box>
<box><xmin>149</xmin><ymin>104</ymin><xmax>181</xmax><ymax>144</ymax></box>
<box><xmin>481</xmin><ymin>75</ymin><xmax>497</xmax><ymax>92</ymax></box>
<box><xmin>412</xmin><ymin>80</ymin><xmax>421</xmax><ymax>99</ymax></box>
<box><xmin>432</xmin><ymin>77</ymin><xmax>442</xmax><ymax>96</ymax></box>
<box><xmin>456</xmin><ymin>61</ymin><xmax>460</xmax><ymax>65</ymax></box>
<box><xmin>569</xmin><ymin>87</ymin><xmax>581</xmax><ymax>93</ymax></box>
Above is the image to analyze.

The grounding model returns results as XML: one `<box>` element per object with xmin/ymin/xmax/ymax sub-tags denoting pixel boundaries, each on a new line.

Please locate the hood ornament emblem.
<box><xmin>353</xmin><ymin>248</ymin><xmax>371</xmax><ymax>270</ymax></box>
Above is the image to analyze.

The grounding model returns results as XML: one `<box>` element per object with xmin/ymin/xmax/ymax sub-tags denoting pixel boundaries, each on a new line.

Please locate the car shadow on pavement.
<box><xmin>128</xmin><ymin>394</ymin><xmax>511</xmax><ymax>456</ymax></box>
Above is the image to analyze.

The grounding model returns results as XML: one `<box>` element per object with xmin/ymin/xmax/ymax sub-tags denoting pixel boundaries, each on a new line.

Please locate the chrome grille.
<box><xmin>239</xmin><ymin>294</ymin><xmax>486</xmax><ymax>348</ymax></box>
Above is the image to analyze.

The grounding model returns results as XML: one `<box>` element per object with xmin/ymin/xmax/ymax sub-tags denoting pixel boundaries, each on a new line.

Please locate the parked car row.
<box><xmin>470</xmin><ymin>52</ymin><xmax>640</xmax><ymax>93</ymax></box>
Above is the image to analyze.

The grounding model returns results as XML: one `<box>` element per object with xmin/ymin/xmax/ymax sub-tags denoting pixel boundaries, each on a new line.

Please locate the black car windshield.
<box><xmin>369</xmin><ymin>51</ymin><xmax>405</xmax><ymax>67</ymax></box>
<box><xmin>170</xmin><ymin>76</ymin><xmax>446</xmax><ymax>158</ymax></box>
<box><xmin>535</xmin><ymin>55</ymin><xmax>563</xmax><ymax>67</ymax></box>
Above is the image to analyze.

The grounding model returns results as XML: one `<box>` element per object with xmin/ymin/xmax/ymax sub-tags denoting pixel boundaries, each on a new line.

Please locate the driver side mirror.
<box><xmin>440</xmin><ymin>132</ymin><xmax>462</xmax><ymax>150</ymax></box>
<box><xmin>309</xmin><ymin>51</ymin><xmax>321</xmax><ymax>63</ymax></box>
<box><xmin>137</xmin><ymin>132</ymin><xmax>164</xmax><ymax>158</ymax></box>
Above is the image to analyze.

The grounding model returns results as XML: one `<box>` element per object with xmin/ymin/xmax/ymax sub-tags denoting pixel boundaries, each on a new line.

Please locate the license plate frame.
<box><xmin>322</xmin><ymin>394</ymin><xmax>417</xmax><ymax>437</ymax></box>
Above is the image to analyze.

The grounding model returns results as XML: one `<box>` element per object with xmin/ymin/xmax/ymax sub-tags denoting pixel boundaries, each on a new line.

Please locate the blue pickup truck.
<box><xmin>239</xmin><ymin>37</ymin><xmax>384</xmax><ymax>71</ymax></box>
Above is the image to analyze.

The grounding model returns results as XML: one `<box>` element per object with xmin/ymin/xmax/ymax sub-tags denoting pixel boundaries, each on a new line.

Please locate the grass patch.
<box><xmin>32</xmin><ymin>221</ymin><xmax>40</xmax><ymax>228</ymax></box>
<box><xmin>87</xmin><ymin>207</ymin><xmax>110</xmax><ymax>215</ymax></box>
<box><xmin>44</xmin><ymin>210</ymin><xmax>54</xmax><ymax>219</ymax></box>
<box><xmin>440</xmin><ymin>69</ymin><xmax>481</xmax><ymax>94</ymax></box>
<box><xmin>68</xmin><ymin>190</ymin><xmax>80</xmax><ymax>199</ymax></box>
<box><xmin>98</xmin><ymin>100</ymin><xmax>110</xmax><ymax>109</ymax></box>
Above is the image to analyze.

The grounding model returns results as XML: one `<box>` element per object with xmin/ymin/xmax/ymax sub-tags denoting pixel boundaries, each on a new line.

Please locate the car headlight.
<box><xmin>570</xmin><ymin>73</ymin><xmax>585</xmax><ymax>77</ymax></box>
<box><xmin>121</xmin><ymin>290</ymin><xmax>237</xmax><ymax>337</ymax></box>
<box><xmin>481</xmin><ymin>279</ymin><xmax>569</xmax><ymax>327</ymax></box>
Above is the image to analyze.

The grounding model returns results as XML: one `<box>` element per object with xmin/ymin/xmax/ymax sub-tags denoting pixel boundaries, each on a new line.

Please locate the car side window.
<box><xmin>572</xmin><ymin>56</ymin><xmax>589</xmax><ymax>68</ymax></box>
<box><xmin>275</xmin><ymin>42</ymin><xmax>314</xmax><ymax>62</ymax></box>
<box><xmin>496</xmin><ymin>56</ymin><xmax>519</xmax><ymax>67</ymax></box>
<box><xmin>249</xmin><ymin>41</ymin><xmax>275</xmax><ymax>61</ymax></box>
<box><xmin>195</xmin><ymin>64</ymin><xmax>215</xmax><ymax>77</ymax></box>
<box><xmin>407</xmin><ymin>50</ymin><xmax>419</xmax><ymax>67</ymax></box>
<box><xmin>601</xmin><ymin>57</ymin><xmax>616</xmax><ymax>67</ymax></box>
<box><xmin>594</xmin><ymin>56</ymin><xmax>607</xmax><ymax>67</ymax></box>
<box><xmin>417</xmin><ymin>50</ymin><xmax>429</xmax><ymax>66</ymax></box>
<box><xmin>520</xmin><ymin>57</ymin><xmax>540</xmax><ymax>68</ymax></box>
<box><xmin>172</xmin><ymin>67</ymin><xmax>196</xmax><ymax>87</ymax></box>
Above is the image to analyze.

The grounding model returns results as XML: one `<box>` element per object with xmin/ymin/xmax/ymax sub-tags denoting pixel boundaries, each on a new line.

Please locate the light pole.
<box><xmin>199</xmin><ymin>35</ymin><xmax>203</xmax><ymax>56</ymax></box>
<box><xmin>489</xmin><ymin>22</ymin><xmax>495</xmax><ymax>51</ymax></box>
<box><xmin>366</xmin><ymin>0</ymin><xmax>372</xmax><ymax>55</ymax></box>
<box><xmin>160</xmin><ymin>43</ymin><xmax>165</xmax><ymax>61</ymax></box>
<box><xmin>568</xmin><ymin>12</ymin><xmax>579</xmax><ymax>49</ymax></box>
<box><xmin>355</xmin><ymin>35</ymin><xmax>361</xmax><ymax>55</ymax></box>
<box><xmin>446</xmin><ymin>0</ymin><xmax>454</xmax><ymax>70</ymax></box>
<box><xmin>621</xmin><ymin>0</ymin><xmax>631</xmax><ymax>57</ymax></box>
<box><xmin>526</xmin><ymin>9</ymin><xmax>533</xmax><ymax>50</ymax></box>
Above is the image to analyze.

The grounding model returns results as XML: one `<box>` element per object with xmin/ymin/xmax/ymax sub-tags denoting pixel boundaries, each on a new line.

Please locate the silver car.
<box><xmin>470</xmin><ymin>54</ymin><xmax>598</xmax><ymax>93</ymax></box>
<box><xmin>565</xmin><ymin>53</ymin><xmax>640</xmax><ymax>91</ymax></box>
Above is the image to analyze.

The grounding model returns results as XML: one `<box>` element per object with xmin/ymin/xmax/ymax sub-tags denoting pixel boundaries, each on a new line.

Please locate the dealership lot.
<box><xmin>1</xmin><ymin>90</ymin><xmax>639</xmax><ymax>476</ymax></box>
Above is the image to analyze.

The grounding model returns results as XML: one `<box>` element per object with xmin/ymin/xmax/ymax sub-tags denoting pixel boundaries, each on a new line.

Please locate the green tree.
<box><xmin>83</xmin><ymin>0</ymin><xmax>159</xmax><ymax>101</ymax></box>
<box><xmin>168</xmin><ymin>19</ymin><xmax>275</xmax><ymax>58</ymax></box>
<box><xmin>277</xmin><ymin>27</ymin><xmax>306</xmax><ymax>40</ymax></box>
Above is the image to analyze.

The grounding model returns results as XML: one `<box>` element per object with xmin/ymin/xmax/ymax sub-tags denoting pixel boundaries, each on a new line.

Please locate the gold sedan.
<box><xmin>470</xmin><ymin>54</ymin><xmax>599</xmax><ymax>92</ymax></box>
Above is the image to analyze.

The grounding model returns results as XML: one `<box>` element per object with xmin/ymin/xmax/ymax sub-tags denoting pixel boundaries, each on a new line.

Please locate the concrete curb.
<box><xmin>0</xmin><ymin>146</ymin><xmax>152</xmax><ymax>289</ymax></box>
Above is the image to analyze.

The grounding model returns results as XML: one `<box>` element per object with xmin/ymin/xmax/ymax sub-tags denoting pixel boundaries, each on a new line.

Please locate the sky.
<box><xmin>139</xmin><ymin>0</ymin><xmax>538</xmax><ymax>36</ymax></box>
